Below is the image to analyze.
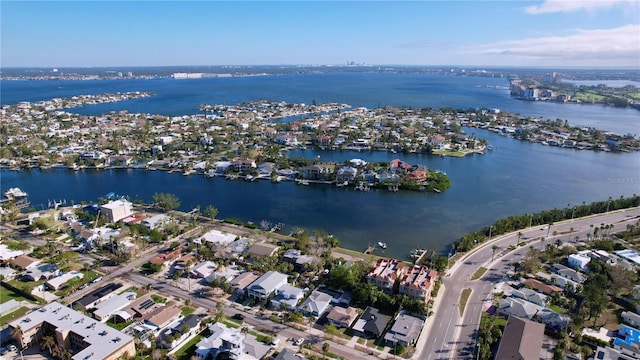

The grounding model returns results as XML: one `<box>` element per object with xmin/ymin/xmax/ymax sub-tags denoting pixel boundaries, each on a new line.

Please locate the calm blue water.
<box><xmin>1</xmin><ymin>73</ymin><xmax>640</xmax><ymax>258</ymax></box>
<box><xmin>2</xmin><ymin>73</ymin><xmax>639</xmax><ymax>134</ymax></box>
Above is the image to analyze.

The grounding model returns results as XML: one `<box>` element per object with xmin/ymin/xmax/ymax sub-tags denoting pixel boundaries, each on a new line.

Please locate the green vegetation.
<box><xmin>0</xmin><ymin>284</ymin><xmax>32</xmax><ymax>304</ymax></box>
<box><xmin>173</xmin><ymin>331</ymin><xmax>206</xmax><ymax>360</ymax></box>
<box><xmin>470</xmin><ymin>267</ymin><xmax>488</xmax><ymax>281</ymax></box>
<box><xmin>181</xmin><ymin>306</ymin><xmax>194</xmax><ymax>316</ymax></box>
<box><xmin>455</xmin><ymin>195</ymin><xmax>640</xmax><ymax>252</ymax></box>
<box><xmin>152</xmin><ymin>192</ymin><xmax>181</xmax><ymax>211</ymax></box>
<box><xmin>459</xmin><ymin>288</ymin><xmax>472</xmax><ymax>316</ymax></box>
<box><xmin>106</xmin><ymin>318</ymin><xmax>135</xmax><ymax>331</ymax></box>
<box><xmin>150</xmin><ymin>294</ymin><xmax>167</xmax><ymax>303</ymax></box>
<box><xmin>476</xmin><ymin>313</ymin><xmax>504</xmax><ymax>360</ymax></box>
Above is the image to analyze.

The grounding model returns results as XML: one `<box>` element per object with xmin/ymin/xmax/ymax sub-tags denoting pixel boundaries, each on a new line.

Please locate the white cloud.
<box><xmin>525</xmin><ymin>0</ymin><xmax>638</xmax><ymax>14</ymax></box>
<box><xmin>468</xmin><ymin>25</ymin><xmax>640</xmax><ymax>66</ymax></box>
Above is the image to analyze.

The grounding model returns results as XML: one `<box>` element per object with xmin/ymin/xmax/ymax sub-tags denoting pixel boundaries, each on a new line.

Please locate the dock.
<box><xmin>410</xmin><ymin>248</ymin><xmax>429</xmax><ymax>264</ymax></box>
<box><xmin>364</xmin><ymin>246</ymin><xmax>375</xmax><ymax>254</ymax></box>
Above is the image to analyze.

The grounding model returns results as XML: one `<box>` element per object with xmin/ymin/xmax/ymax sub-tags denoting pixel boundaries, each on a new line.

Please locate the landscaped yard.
<box><xmin>0</xmin><ymin>284</ymin><xmax>33</xmax><ymax>304</ymax></box>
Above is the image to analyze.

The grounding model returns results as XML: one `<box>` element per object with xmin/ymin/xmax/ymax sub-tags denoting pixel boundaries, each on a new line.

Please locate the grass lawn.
<box><xmin>0</xmin><ymin>306</ymin><xmax>31</xmax><ymax>326</ymax></box>
<box><xmin>546</xmin><ymin>304</ymin><xmax>568</xmax><ymax>314</ymax></box>
<box><xmin>106</xmin><ymin>319</ymin><xmax>135</xmax><ymax>331</ymax></box>
<box><xmin>432</xmin><ymin>149</ymin><xmax>467</xmax><ymax>157</ymax></box>
<box><xmin>470</xmin><ymin>267</ymin><xmax>487</xmax><ymax>281</ymax></box>
<box><xmin>332</xmin><ymin>247</ymin><xmax>381</xmax><ymax>263</ymax></box>
<box><xmin>7</xmin><ymin>279</ymin><xmax>43</xmax><ymax>295</ymax></box>
<box><xmin>0</xmin><ymin>284</ymin><xmax>33</xmax><ymax>304</ymax></box>
<box><xmin>174</xmin><ymin>333</ymin><xmax>205</xmax><ymax>360</ymax></box>
<box><xmin>459</xmin><ymin>288</ymin><xmax>472</xmax><ymax>316</ymax></box>
<box><xmin>150</xmin><ymin>294</ymin><xmax>167</xmax><ymax>303</ymax></box>
<box><xmin>181</xmin><ymin>306</ymin><xmax>194</xmax><ymax>316</ymax></box>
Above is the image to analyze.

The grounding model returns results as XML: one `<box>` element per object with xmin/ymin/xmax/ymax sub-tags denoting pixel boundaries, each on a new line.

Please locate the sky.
<box><xmin>1</xmin><ymin>0</ymin><xmax>639</xmax><ymax>68</ymax></box>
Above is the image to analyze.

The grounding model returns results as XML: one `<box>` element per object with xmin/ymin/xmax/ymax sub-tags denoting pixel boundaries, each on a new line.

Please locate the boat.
<box><xmin>2</xmin><ymin>187</ymin><xmax>30</xmax><ymax>208</ymax></box>
<box><xmin>377</xmin><ymin>241</ymin><xmax>387</xmax><ymax>249</ymax></box>
<box><xmin>487</xmin><ymin>145</ymin><xmax>494</xmax><ymax>151</ymax></box>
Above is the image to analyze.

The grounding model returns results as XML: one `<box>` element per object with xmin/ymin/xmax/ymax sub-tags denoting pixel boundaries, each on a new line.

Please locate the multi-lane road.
<box><xmin>417</xmin><ymin>207</ymin><xmax>640</xmax><ymax>360</ymax></box>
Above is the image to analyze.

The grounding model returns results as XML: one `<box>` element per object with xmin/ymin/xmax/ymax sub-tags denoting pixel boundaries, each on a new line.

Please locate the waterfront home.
<box><xmin>494</xmin><ymin>315</ymin><xmax>545</xmax><ymax>360</ymax></box>
<box><xmin>194</xmin><ymin>322</ymin><xmax>271</xmax><ymax>360</ymax></box>
<box><xmin>368</xmin><ymin>258</ymin><xmax>407</xmax><ymax>295</ymax></box>
<box><xmin>399</xmin><ymin>265</ymin><xmax>438</xmax><ymax>302</ymax></box>
<box><xmin>297</xmin><ymin>289</ymin><xmax>332</xmax><ymax>317</ymax></box>
<box><xmin>142</xmin><ymin>213</ymin><xmax>169</xmax><ymax>230</ymax></box>
<box><xmin>247</xmin><ymin>242</ymin><xmax>280</xmax><ymax>259</ymax></box>
<box><xmin>336</xmin><ymin>166</ymin><xmax>358</xmax><ymax>183</ymax></box>
<box><xmin>390</xmin><ymin>159</ymin><xmax>413</xmax><ymax>173</ymax></box>
<box><xmin>247</xmin><ymin>271</ymin><xmax>289</xmax><ymax>301</ymax></box>
<box><xmin>232</xmin><ymin>158</ymin><xmax>256</xmax><ymax>173</ymax></box>
<box><xmin>44</xmin><ymin>271</ymin><xmax>83</xmax><ymax>291</ymax></box>
<box><xmin>100</xmin><ymin>199</ymin><xmax>133</xmax><ymax>223</ymax></box>
<box><xmin>383</xmin><ymin>311</ymin><xmax>425</xmax><ymax>347</ymax></box>
<box><xmin>326</xmin><ymin>306</ymin><xmax>359</xmax><ymax>328</ymax></box>
<box><xmin>282</xmin><ymin>249</ymin><xmax>318</xmax><ymax>270</ymax></box>
<box><xmin>195</xmin><ymin>229</ymin><xmax>237</xmax><ymax>247</ymax></box>
<box><xmin>352</xmin><ymin>306</ymin><xmax>390</xmax><ymax>339</ymax></box>
<box><xmin>74</xmin><ymin>282</ymin><xmax>124</xmax><ymax>311</ymax></box>
<box><xmin>9</xmin><ymin>302</ymin><xmax>136</xmax><ymax>360</ymax></box>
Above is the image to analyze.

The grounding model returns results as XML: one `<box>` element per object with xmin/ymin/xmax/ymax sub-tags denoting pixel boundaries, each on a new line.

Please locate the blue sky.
<box><xmin>1</xmin><ymin>1</ymin><xmax>638</xmax><ymax>67</ymax></box>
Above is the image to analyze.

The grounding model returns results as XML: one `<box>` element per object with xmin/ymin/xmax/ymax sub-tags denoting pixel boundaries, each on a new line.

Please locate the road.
<box><xmin>416</xmin><ymin>207</ymin><xmax>640</xmax><ymax>360</ymax></box>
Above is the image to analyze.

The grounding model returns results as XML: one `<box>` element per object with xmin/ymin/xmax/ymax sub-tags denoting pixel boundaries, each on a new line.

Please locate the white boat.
<box><xmin>4</xmin><ymin>187</ymin><xmax>28</xmax><ymax>199</ymax></box>
<box><xmin>377</xmin><ymin>241</ymin><xmax>387</xmax><ymax>249</ymax></box>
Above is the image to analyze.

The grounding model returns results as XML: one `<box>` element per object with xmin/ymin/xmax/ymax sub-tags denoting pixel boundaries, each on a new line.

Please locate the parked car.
<box><xmin>294</xmin><ymin>338</ymin><xmax>305</xmax><ymax>346</ymax></box>
<box><xmin>92</xmin><ymin>277</ymin><xmax>103</xmax><ymax>283</ymax></box>
<box><xmin>231</xmin><ymin>313</ymin><xmax>245</xmax><ymax>321</ymax></box>
<box><xmin>6</xmin><ymin>344</ymin><xmax>16</xmax><ymax>351</ymax></box>
<box><xmin>0</xmin><ymin>347</ymin><xmax>7</xmax><ymax>355</ymax></box>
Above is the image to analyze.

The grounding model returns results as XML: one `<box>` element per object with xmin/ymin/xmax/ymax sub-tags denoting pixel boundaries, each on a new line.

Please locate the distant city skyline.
<box><xmin>1</xmin><ymin>0</ymin><xmax>639</xmax><ymax>68</ymax></box>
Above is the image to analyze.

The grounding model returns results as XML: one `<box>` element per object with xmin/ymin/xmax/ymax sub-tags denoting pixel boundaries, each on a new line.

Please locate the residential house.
<box><xmin>156</xmin><ymin>314</ymin><xmax>201</xmax><ymax>349</ymax></box>
<box><xmin>511</xmin><ymin>287</ymin><xmax>547</xmax><ymax>307</ymax></box>
<box><xmin>194</xmin><ymin>322</ymin><xmax>271</xmax><ymax>360</ymax></box>
<box><xmin>232</xmin><ymin>158</ymin><xmax>256</xmax><ymax>173</ymax></box>
<box><xmin>534</xmin><ymin>308</ymin><xmax>571</xmax><ymax>334</ymax></box>
<box><xmin>622</xmin><ymin>311</ymin><xmax>640</xmax><ymax>328</ymax></box>
<box><xmin>121</xmin><ymin>294</ymin><xmax>158</xmax><ymax>320</ymax></box>
<box><xmin>144</xmin><ymin>305</ymin><xmax>182</xmax><ymax>330</ymax></box>
<box><xmin>568</xmin><ymin>252</ymin><xmax>591</xmax><ymax>270</ymax></box>
<box><xmin>195</xmin><ymin>229</ymin><xmax>237</xmax><ymax>247</ymax></box>
<box><xmin>352</xmin><ymin>306</ymin><xmax>391</xmax><ymax>339</ymax></box>
<box><xmin>44</xmin><ymin>271</ymin><xmax>83</xmax><ymax>291</ymax></box>
<box><xmin>150</xmin><ymin>247</ymin><xmax>184</xmax><ymax>267</ymax></box>
<box><xmin>22</xmin><ymin>263</ymin><xmax>58</xmax><ymax>281</ymax></box>
<box><xmin>0</xmin><ymin>244</ymin><xmax>24</xmax><ymax>262</ymax></box>
<box><xmin>190</xmin><ymin>261</ymin><xmax>218</xmax><ymax>279</ymax></box>
<box><xmin>142</xmin><ymin>214</ymin><xmax>169</xmax><ymax>230</ymax></box>
<box><xmin>326</xmin><ymin>306</ymin><xmax>358</xmax><ymax>328</ymax></box>
<box><xmin>271</xmin><ymin>284</ymin><xmax>305</xmax><ymax>310</ymax></box>
<box><xmin>93</xmin><ymin>291</ymin><xmax>137</xmax><ymax>322</ymax></box>
<box><xmin>11</xmin><ymin>255</ymin><xmax>41</xmax><ymax>270</ymax></box>
<box><xmin>247</xmin><ymin>271</ymin><xmax>289</xmax><ymax>301</ymax></box>
<box><xmin>521</xmin><ymin>278</ymin><xmax>563</xmax><ymax>296</ymax></box>
<box><xmin>605</xmin><ymin>326</ymin><xmax>640</xmax><ymax>360</ymax></box>
<box><xmin>0</xmin><ymin>267</ymin><xmax>17</xmax><ymax>281</ymax></box>
<box><xmin>282</xmin><ymin>249</ymin><xmax>318</xmax><ymax>270</ymax></box>
<box><xmin>494</xmin><ymin>315</ymin><xmax>545</xmax><ymax>360</ymax></box>
<box><xmin>399</xmin><ymin>265</ymin><xmax>437</xmax><ymax>302</ymax></box>
<box><xmin>297</xmin><ymin>290</ymin><xmax>332</xmax><ymax>317</ymax></box>
<box><xmin>383</xmin><ymin>311</ymin><xmax>425</xmax><ymax>347</ymax></box>
<box><xmin>274</xmin><ymin>348</ymin><xmax>306</xmax><ymax>360</ymax></box>
<box><xmin>368</xmin><ymin>258</ymin><xmax>407</xmax><ymax>295</ymax></box>
<box><xmin>9</xmin><ymin>301</ymin><xmax>136</xmax><ymax>360</ymax></box>
<box><xmin>100</xmin><ymin>199</ymin><xmax>133</xmax><ymax>223</ymax></box>
<box><xmin>498</xmin><ymin>297</ymin><xmax>542</xmax><ymax>320</ymax></box>
<box><xmin>74</xmin><ymin>283</ymin><xmax>124</xmax><ymax>311</ymax></box>
<box><xmin>336</xmin><ymin>166</ymin><xmax>358</xmax><ymax>183</ymax></box>
<box><xmin>230</xmin><ymin>272</ymin><xmax>260</xmax><ymax>296</ymax></box>
<box><xmin>247</xmin><ymin>242</ymin><xmax>280</xmax><ymax>259</ymax></box>
<box><xmin>299</xmin><ymin>165</ymin><xmax>326</xmax><ymax>181</ymax></box>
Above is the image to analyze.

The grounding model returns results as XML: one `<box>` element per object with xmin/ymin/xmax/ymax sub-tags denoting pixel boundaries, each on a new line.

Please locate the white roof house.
<box><xmin>195</xmin><ymin>322</ymin><xmax>271</xmax><ymax>360</ymax></box>
<box><xmin>247</xmin><ymin>271</ymin><xmax>288</xmax><ymax>300</ymax></box>
<box><xmin>190</xmin><ymin>261</ymin><xmax>218</xmax><ymax>279</ymax></box>
<box><xmin>616</xmin><ymin>249</ymin><xmax>640</xmax><ymax>266</ymax></box>
<box><xmin>100</xmin><ymin>199</ymin><xmax>133</xmax><ymax>223</ymax></box>
<box><xmin>45</xmin><ymin>271</ymin><xmax>84</xmax><ymax>291</ymax></box>
<box><xmin>568</xmin><ymin>252</ymin><xmax>591</xmax><ymax>270</ymax></box>
<box><xmin>195</xmin><ymin>230</ymin><xmax>237</xmax><ymax>246</ymax></box>
<box><xmin>297</xmin><ymin>289</ymin><xmax>332</xmax><ymax>317</ymax></box>
<box><xmin>271</xmin><ymin>284</ymin><xmax>305</xmax><ymax>310</ymax></box>
<box><xmin>143</xmin><ymin>214</ymin><xmax>169</xmax><ymax>230</ymax></box>
<box><xmin>0</xmin><ymin>244</ymin><xmax>24</xmax><ymax>261</ymax></box>
<box><xmin>93</xmin><ymin>291</ymin><xmax>136</xmax><ymax>322</ymax></box>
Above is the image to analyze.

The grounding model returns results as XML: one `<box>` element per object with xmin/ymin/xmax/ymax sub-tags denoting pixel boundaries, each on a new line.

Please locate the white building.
<box><xmin>93</xmin><ymin>291</ymin><xmax>136</xmax><ymax>322</ymax></box>
<box><xmin>247</xmin><ymin>271</ymin><xmax>288</xmax><ymax>301</ymax></box>
<box><xmin>44</xmin><ymin>271</ymin><xmax>83</xmax><ymax>291</ymax></box>
<box><xmin>100</xmin><ymin>199</ymin><xmax>133</xmax><ymax>223</ymax></box>
<box><xmin>271</xmin><ymin>284</ymin><xmax>305</xmax><ymax>310</ymax></box>
<box><xmin>195</xmin><ymin>229</ymin><xmax>237</xmax><ymax>247</ymax></box>
<box><xmin>568</xmin><ymin>252</ymin><xmax>591</xmax><ymax>270</ymax></box>
<box><xmin>190</xmin><ymin>261</ymin><xmax>218</xmax><ymax>279</ymax></box>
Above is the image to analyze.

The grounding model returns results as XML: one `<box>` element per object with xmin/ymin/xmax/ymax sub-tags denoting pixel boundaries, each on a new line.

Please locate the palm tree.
<box><xmin>322</xmin><ymin>342</ymin><xmax>330</xmax><ymax>359</ymax></box>
<box><xmin>516</xmin><ymin>232</ymin><xmax>522</xmax><ymax>248</ymax></box>
<box><xmin>41</xmin><ymin>335</ymin><xmax>56</xmax><ymax>354</ymax></box>
<box><xmin>491</xmin><ymin>245</ymin><xmax>500</xmax><ymax>262</ymax></box>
